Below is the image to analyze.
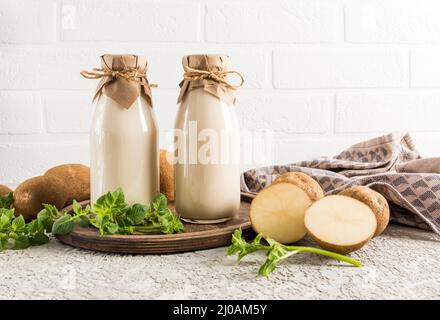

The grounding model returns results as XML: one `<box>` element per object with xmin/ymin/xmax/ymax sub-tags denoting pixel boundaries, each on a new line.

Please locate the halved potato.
<box><xmin>339</xmin><ymin>186</ymin><xmax>389</xmax><ymax>237</ymax></box>
<box><xmin>272</xmin><ymin>172</ymin><xmax>324</xmax><ymax>201</ymax></box>
<box><xmin>304</xmin><ymin>195</ymin><xmax>377</xmax><ymax>254</ymax></box>
<box><xmin>250</xmin><ymin>172</ymin><xmax>324</xmax><ymax>244</ymax></box>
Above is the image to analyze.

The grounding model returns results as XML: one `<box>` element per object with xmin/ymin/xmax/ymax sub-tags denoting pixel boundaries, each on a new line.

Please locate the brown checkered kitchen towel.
<box><xmin>241</xmin><ymin>132</ymin><xmax>440</xmax><ymax>235</ymax></box>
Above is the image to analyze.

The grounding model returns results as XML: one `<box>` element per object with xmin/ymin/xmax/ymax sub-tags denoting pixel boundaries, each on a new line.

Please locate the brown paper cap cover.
<box><xmin>178</xmin><ymin>54</ymin><xmax>237</xmax><ymax>106</ymax></box>
<box><xmin>94</xmin><ymin>54</ymin><xmax>153</xmax><ymax>109</ymax></box>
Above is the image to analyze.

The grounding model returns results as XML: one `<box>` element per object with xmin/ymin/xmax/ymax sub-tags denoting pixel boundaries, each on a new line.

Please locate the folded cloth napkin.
<box><xmin>396</xmin><ymin>157</ymin><xmax>440</xmax><ymax>173</ymax></box>
<box><xmin>241</xmin><ymin>132</ymin><xmax>440</xmax><ymax>235</ymax></box>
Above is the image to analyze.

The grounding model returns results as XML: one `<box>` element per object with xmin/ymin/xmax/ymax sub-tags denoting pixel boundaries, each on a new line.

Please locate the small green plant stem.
<box><xmin>284</xmin><ymin>245</ymin><xmax>362</xmax><ymax>267</ymax></box>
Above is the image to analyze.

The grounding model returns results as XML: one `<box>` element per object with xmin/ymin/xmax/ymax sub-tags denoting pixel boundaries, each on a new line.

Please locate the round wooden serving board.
<box><xmin>55</xmin><ymin>193</ymin><xmax>254</xmax><ymax>254</ymax></box>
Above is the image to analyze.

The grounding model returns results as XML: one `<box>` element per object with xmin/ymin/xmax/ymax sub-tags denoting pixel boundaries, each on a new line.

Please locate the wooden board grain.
<box><xmin>56</xmin><ymin>194</ymin><xmax>255</xmax><ymax>254</ymax></box>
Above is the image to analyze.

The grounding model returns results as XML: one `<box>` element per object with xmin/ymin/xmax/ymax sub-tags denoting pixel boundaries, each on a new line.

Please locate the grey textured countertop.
<box><xmin>1</xmin><ymin>224</ymin><xmax>439</xmax><ymax>300</ymax></box>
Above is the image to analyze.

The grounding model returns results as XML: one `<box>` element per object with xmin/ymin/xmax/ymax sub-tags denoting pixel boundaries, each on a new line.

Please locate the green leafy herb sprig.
<box><xmin>0</xmin><ymin>189</ymin><xmax>183</xmax><ymax>252</ymax></box>
<box><xmin>51</xmin><ymin>200</ymin><xmax>90</xmax><ymax>235</ymax></box>
<box><xmin>0</xmin><ymin>196</ymin><xmax>57</xmax><ymax>251</ymax></box>
<box><xmin>52</xmin><ymin>188</ymin><xmax>184</xmax><ymax>236</ymax></box>
<box><xmin>0</xmin><ymin>192</ymin><xmax>13</xmax><ymax>209</ymax></box>
<box><xmin>227</xmin><ymin>229</ymin><xmax>362</xmax><ymax>276</ymax></box>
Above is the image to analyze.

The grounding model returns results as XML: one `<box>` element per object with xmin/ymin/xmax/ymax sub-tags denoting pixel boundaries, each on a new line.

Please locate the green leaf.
<box><xmin>72</xmin><ymin>200</ymin><xmax>83</xmax><ymax>215</ymax></box>
<box><xmin>37</xmin><ymin>212</ymin><xmax>53</xmax><ymax>232</ymax></box>
<box><xmin>0</xmin><ymin>192</ymin><xmax>14</xmax><ymax>209</ymax></box>
<box><xmin>14</xmin><ymin>235</ymin><xmax>30</xmax><ymax>249</ymax></box>
<box><xmin>52</xmin><ymin>215</ymin><xmax>74</xmax><ymax>235</ymax></box>
<box><xmin>83</xmin><ymin>204</ymin><xmax>91</xmax><ymax>214</ymax></box>
<box><xmin>227</xmin><ymin>229</ymin><xmax>265</xmax><ymax>262</ymax></box>
<box><xmin>26</xmin><ymin>219</ymin><xmax>42</xmax><ymax>234</ymax></box>
<box><xmin>126</xmin><ymin>204</ymin><xmax>148</xmax><ymax>225</ymax></box>
<box><xmin>8</xmin><ymin>232</ymin><xmax>17</xmax><ymax>239</ymax></box>
<box><xmin>37</xmin><ymin>208</ymin><xmax>50</xmax><ymax>222</ymax></box>
<box><xmin>258</xmin><ymin>244</ymin><xmax>297</xmax><ymax>277</ymax></box>
<box><xmin>88</xmin><ymin>217</ymin><xmax>99</xmax><ymax>229</ymax></box>
<box><xmin>78</xmin><ymin>215</ymin><xmax>90</xmax><ymax>228</ymax></box>
<box><xmin>93</xmin><ymin>189</ymin><xmax>126</xmax><ymax>231</ymax></box>
<box><xmin>26</xmin><ymin>219</ymin><xmax>47</xmax><ymax>244</ymax></box>
<box><xmin>29</xmin><ymin>232</ymin><xmax>49</xmax><ymax>245</ymax></box>
<box><xmin>0</xmin><ymin>208</ymin><xmax>14</xmax><ymax>221</ymax></box>
<box><xmin>112</xmin><ymin>188</ymin><xmax>125</xmax><ymax>204</ymax></box>
<box><xmin>37</xmin><ymin>204</ymin><xmax>60</xmax><ymax>232</ymax></box>
<box><xmin>90</xmin><ymin>214</ymin><xmax>110</xmax><ymax>235</ymax></box>
<box><xmin>92</xmin><ymin>188</ymin><xmax>129</xmax><ymax>235</ymax></box>
<box><xmin>0</xmin><ymin>212</ymin><xmax>12</xmax><ymax>231</ymax></box>
<box><xmin>12</xmin><ymin>215</ymin><xmax>25</xmax><ymax>231</ymax></box>
<box><xmin>104</xmin><ymin>222</ymin><xmax>119</xmax><ymax>235</ymax></box>
<box><xmin>42</xmin><ymin>203</ymin><xmax>60</xmax><ymax>219</ymax></box>
<box><xmin>70</xmin><ymin>201</ymin><xmax>90</xmax><ymax>224</ymax></box>
<box><xmin>0</xmin><ymin>238</ymin><xmax>8</xmax><ymax>251</ymax></box>
<box><xmin>153</xmin><ymin>193</ymin><xmax>167</xmax><ymax>211</ymax></box>
<box><xmin>227</xmin><ymin>228</ymin><xmax>244</xmax><ymax>255</ymax></box>
<box><xmin>96</xmin><ymin>188</ymin><xmax>126</xmax><ymax>210</ymax></box>
<box><xmin>162</xmin><ymin>213</ymin><xmax>184</xmax><ymax>234</ymax></box>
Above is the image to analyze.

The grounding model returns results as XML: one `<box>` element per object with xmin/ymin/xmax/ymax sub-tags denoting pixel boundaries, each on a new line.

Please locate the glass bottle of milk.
<box><xmin>84</xmin><ymin>54</ymin><xmax>159</xmax><ymax>205</ymax></box>
<box><xmin>174</xmin><ymin>54</ymin><xmax>243</xmax><ymax>223</ymax></box>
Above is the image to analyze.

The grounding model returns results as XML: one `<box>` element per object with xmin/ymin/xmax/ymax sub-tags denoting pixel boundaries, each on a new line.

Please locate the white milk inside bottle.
<box><xmin>84</xmin><ymin>54</ymin><xmax>159</xmax><ymax>205</ymax></box>
<box><xmin>174</xmin><ymin>54</ymin><xmax>243</xmax><ymax>223</ymax></box>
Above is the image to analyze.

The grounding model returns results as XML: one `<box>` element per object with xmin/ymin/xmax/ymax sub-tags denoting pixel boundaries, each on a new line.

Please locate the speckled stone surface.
<box><xmin>1</xmin><ymin>224</ymin><xmax>439</xmax><ymax>300</ymax></box>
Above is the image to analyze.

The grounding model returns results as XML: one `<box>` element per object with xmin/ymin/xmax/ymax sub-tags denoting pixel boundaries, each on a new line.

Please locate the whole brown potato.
<box><xmin>160</xmin><ymin>149</ymin><xmax>174</xmax><ymax>201</ymax></box>
<box><xmin>44</xmin><ymin>164</ymin><xmax>90</xmax><ymax>207</ymax></box>
<box><xmin>0</xmin><ymin>185</ymin><xmax>12</xmax><ymax>196</ymax></box>
<box><xmin>13</xmin><ymin>175</ymin><xmax>68</xmax><ymax>221</ymax></box>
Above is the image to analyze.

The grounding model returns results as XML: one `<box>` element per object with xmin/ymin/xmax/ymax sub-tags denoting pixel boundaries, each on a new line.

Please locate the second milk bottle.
<box><xmin>174</xmin><ymin>54</ymin><xmax>243</xmax><ymax>223</ymax></box>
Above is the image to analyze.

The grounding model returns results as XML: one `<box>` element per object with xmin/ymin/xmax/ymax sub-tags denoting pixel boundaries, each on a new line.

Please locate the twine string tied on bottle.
<box><xmin>80</xmin><ymin>67</ymin><xmax>158</xmax><ymax>87</ymax></box>
<box><xmin>182</xmin><ymin>65</ymin><xmax>244</xmax><ymax>90</ymax></box>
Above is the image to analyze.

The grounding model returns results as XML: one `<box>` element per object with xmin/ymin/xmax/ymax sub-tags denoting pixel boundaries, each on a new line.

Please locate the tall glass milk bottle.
<box><xmin>175</xmin><ymin>54</ymin><xmax>243</xmax><ymax>223</ymax></box>
<box><xmin>82</xmin><ymin>54</ymin><xmax>159</xmax><ymax>205</ymax></box>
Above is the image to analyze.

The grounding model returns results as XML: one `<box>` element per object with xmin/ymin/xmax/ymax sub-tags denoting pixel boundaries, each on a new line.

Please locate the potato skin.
<box><xmin>305</xmin><ymin>195</ymin><xmax>377</xmax><ymax>253</ymax></box>
<box><xmin>160</xmin><ymin>149</ymin><xmax>174</xmax><ymax>201</ymax></box>
<box><xmin>307</xmin><ymin>231</ymin><xmax>373</xmax><ymax>254</ymax></box>
<box><xmin>0</xmin><ymin>185</ymin><xmax>12</xmax><ymax>196</ymax></box>
<box><xmin>339</xmin><ymin>186</ymin><xmax>390</xmax><ymax>237</ymax></box>
<box><xmin>44</xmin><ymin>164</ymin><xmax>90</xmax><ymax>207</ymax></box>
<box><xmin>272</xmin><ymin>172</ymin><xmax>324</xmax><ymax>201</ymax></box>
<box><xmin>13</xmin><ymin>176</ymin><xmax>68</xmax><ymax>221</ymax></box>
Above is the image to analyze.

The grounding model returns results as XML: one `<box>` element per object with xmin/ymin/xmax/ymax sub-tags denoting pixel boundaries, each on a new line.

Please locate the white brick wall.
<box><xmin>44</xmin><ymin>92</ymin><xmax>92</xmax><ymax>133</ymax></box>
<box><xmin>206</xmin><ymin>1</ymin><xmax>342</xmax><ymax>43</ymax></box>
<box><xmin>274</xmin><ymin>48</ymin><xmax>407</xmax><ymax>88</ymax></box>
<box><xmin>61</xmin><ymin>0</ymin><xmax>201</xmax><ymax>42</ymax></box>
<box><xmin>0</xmin><ymin>0</ymin><xmax>440</xmax><ymax>186</ymax></box>
<box><xmin>0</xmin><ymin>0</ymin><xmax>57</xmax><ymax>43</ymax></box>
<box><xmin>0</xmin><ymin>92</ymin><xmax>43</xmax><ymax>134</ymax></box>
<box><xmin>239</xmin><ymin>93</ymin><xmax>331</xmax><ymax>133</ymax></box>
<box><xmin>335</xmin><ymin>92</ymin><xmax>440</xmax><ymax>133</ymax></box>
<box><xmin>345</xmin><ymin>0</ymin><xmax>440</xmax><ymax>43</ymax></box>
<box><xmin>411</xmin><ymin>49</ymin><xmax>440</xmax><ymax>87</ymax></box>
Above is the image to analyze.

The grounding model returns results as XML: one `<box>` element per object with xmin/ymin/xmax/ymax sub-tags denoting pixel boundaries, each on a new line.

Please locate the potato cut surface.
<box><xmin>305</xmin><ymin>195</ymin><xmax>377</xmax><ymax>246</ymax></box>
<box><xmin>339</xmin><ymin>185</ymin><xmax>389</xmax><ymax>237</ymax></box>
<box><xmin>250</xmin><ymin>182</ymin><xmax>313</xmax><ymax>244</ymax></box>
